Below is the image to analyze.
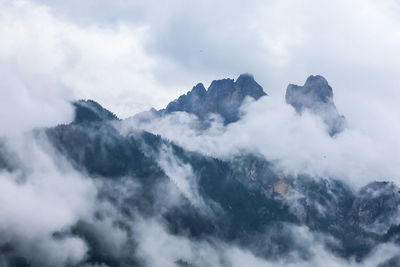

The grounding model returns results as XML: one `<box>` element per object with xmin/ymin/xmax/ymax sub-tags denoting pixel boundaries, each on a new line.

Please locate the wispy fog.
<box><xmin>0</xmin><ymin>134</ymin><xmax>96</xmax><ymax>266</ymax></box>
<box><xmin>0</xmin><ymin>0</ymin><xmax>400</xmax><ymax>266</ymax></box>
<box><xmin>123</xmin><ymin>93</ymin><xmax>400</xmax><ymax>188</ymax></box>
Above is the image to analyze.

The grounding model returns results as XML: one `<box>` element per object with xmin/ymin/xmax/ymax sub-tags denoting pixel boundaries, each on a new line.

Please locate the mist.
<box><xmin>122</xmin><ymin>91</ymin><xmax>400</xmax><ymax>188</ymax></box>
<box><xmin>0</xmin><ymin>133</ymin><xmax>97</xmax><ymax>266</ymax></box>
<box><xmin>1</xmin><ymin>0</ymin><xmax>400</xmax><ymax>266</ymax></box>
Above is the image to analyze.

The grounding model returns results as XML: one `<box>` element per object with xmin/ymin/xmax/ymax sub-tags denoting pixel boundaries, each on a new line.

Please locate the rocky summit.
<box><xmin>1</xmin><ymin>74</ymin><xmax>399</xmax><ymax>267</ymax></box>
<box><xmin>161</xmin><ymin>73</ymin><xmax>267</xmax><ymax>124</ymax></box>
<box><xmin>286</xmin><ymin>75</ymin><xmax>346</xmax><ymax>135</ymax></box>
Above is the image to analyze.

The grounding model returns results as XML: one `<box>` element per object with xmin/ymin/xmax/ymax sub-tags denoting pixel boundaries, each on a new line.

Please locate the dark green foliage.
<box><xmin>73</xmin><ymin>99</ymin><xmax>119</xmax><ymax>123</ymax></box>
<box><xmin>0</xmin><ymin>243</ymin><xmax>31</xmax><ymax>267</ymax></box>
<box><xmin>72</xmin><ymin>220</ymin><xmax>141</xmax><ymax>267</ymax></box>
<box><xmin>46</xmin><ymin>123</ymin><xmax>164</xmax><ymax>180</ymax></box>
<box><xmin>40</xmin><ymin>99</ymin><xmax>400</xmax><ymax>265</ymax></box>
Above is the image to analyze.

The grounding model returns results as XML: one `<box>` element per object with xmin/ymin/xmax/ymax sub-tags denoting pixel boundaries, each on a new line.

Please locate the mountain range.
<box><xmin>0</xmin><ymin>74</ymin><xmax>399</xmax><ymax>267</ymax></box>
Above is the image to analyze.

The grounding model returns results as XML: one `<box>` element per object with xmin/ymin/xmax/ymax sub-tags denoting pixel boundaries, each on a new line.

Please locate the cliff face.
<box><xmin>163</xmin><ymin>74</ymin><xmax>267</xmax><ymax>124</ymax></box>
<box><xmin>286</xmin><ymin>75</ymin><xmax>346</xmax><ymax>135</ymax></box>
<box><xmin>159</xmin><ymin>74</ymin><xmax>345</xmax><ymax>135</ymax></box>
<box><xmin>2</xmin><ymin>74</ymin><xmax>397</xmax><ymax>266</ymax></box>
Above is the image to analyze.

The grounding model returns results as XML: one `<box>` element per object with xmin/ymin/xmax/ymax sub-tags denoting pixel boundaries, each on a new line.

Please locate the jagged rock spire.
<box><xmin>164</xmin><ymin>74</ymin><xmax>267</xmax><ymax>124</ymax></box>
<box><xmin>285</xmin><ymin>75</ymin><xmax>346</xmax><ymax>136</ymax></box>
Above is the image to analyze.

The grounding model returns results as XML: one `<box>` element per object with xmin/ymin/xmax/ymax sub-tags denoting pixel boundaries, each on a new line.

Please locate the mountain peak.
<box><xmin>191</xmin><ymin>83</ymin><xmax>207</xmax><ymax>97</ymax></box>
<box><xmin>286</xmin><ymin>75</ymin><xmax>333</xmax><ymax>112</ymax></box>
<box><xmin>235</xmin><ymin>73</ymin><xmax>255</xmax><ymax>89</ymax></box>
<box><xmin>235</xmin><ymin>73</ymin><xmax>266</xmax><ymax>99</ymax></box>
<box><xmin>285</xmin><ymin>75</ymin><xmax>346</xmax><ymax>136</ymax></box>
<box><xmin>304</xmin><ymin>75</ymin><xmax>333</xmax><ymax>102</ymax></box>
<box><xmin>73</xmin><ymin>99</ymin><xmax>118</xmax><ymax>123</ymax></box>
<box><xmin>163</xmin><ymin>74</ymin><xmax>267</xmax><ymax>124</ymax></box>
<box><xmin>207</xmin><ymin>78</ymin><xmax>235</xmax><ymax>97</ymax></box>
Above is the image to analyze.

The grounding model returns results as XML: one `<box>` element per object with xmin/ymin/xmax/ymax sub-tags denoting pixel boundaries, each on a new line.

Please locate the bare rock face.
<box><xmin>285</xmin><ymin>75</ymin><xmax>346</xmax><ymax>136</ymax></box>
<box><xmin>350</xmin><ymin>181</ymin><xmax>400</xmax><ymax>234</ymax></box>
<box><xmin>164</xmin><ymin>74</ymin><xmax>267</xmax><ymax>124</ymax></box>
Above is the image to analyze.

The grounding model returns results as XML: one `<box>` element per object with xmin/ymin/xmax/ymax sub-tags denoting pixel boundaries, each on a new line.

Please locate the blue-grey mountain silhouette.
<box><xmin>161</xmin><ymin>73</ymin><xmax>267</xmax><ymax>124</ymax></box>
<box><xmin>285</xmin><ymin>75</ymin><xmax>346</xmax><ymax>135</ymax></box>
<box><xmin>0</xmin><ymin>74</ymin><xmax>399</xmax><ymax>267</ymax></box>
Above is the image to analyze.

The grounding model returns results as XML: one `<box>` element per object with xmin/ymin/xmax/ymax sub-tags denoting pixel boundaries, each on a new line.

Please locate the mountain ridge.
<box><xmin>157</xmin><ymin>73</ymin><xmax>267</xmax><ymax>124</ymax></box>
<box><xmin>2</xmin><ymin>74</ymin><xmax>397</xmax><ymax>266</ymax></box>
<box><xmin>40</xmin><ymin>95</ymin><xmax>400</xmax><ymax>265</ymax></box>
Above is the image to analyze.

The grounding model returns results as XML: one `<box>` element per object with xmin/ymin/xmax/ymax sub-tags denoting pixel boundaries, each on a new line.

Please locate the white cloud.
<box><xmin>157</xmin><ymin>144</ymin><xmax>206</xmax><ymax>208</ymax></box>
<box><xmin>0</xmin><ymin>0</ymin><xmax>181</xmax><ymax>120</ymax></box>
<box><xmin>1</xmin><ymin>0</ymin><xmax>400</xmax><ymax>266</ymax></box>
<box><xmin>133</xmin><ymin>218</ymin><xmax>400</xmax><ymax>267</ymax></box>
<box><xmin>0</xmin><ymin>0</ymin><xmax>398</xmax><ymax>136</ymax></box>
<box><xmin>123</xmin><ymin>95</ymin><xmax>400</xmax><ymax>188</ymax></box>
<box><xmin>0</xmin><ymin>134</ymin><xmax>97</xmax><ymax>266</ymax></box>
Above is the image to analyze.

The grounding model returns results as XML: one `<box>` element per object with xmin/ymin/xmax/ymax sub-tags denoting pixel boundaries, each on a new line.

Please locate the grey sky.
<box><xmin>2</xmin><ymin>0</ymin><xmax>398</xmax><ymax>120</ymax></box>
<box><xmin>0</xmin><ymin>0</ymin><xmax>399</xmax><ymax>178</ymax></box>
<box><xmin>1</xmin><ymin>2</ymin><xmax>400</xmax><ymax>265</ymax></box>
<box><xmin>0</xmin><ymin>0</ymin><xmax>398</xmax><ymax>162</ymax></box>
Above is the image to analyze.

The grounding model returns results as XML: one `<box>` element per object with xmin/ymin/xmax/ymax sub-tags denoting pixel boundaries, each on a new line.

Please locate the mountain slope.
<box><xmin>41</xmin><ymin>99</ymin><xmax>400</xmax><ymax>265</ymax></box>
<box><xmin>1</xmin><ymin>75</ymin><xmax>399</xmax><ymax>267</ymax></box>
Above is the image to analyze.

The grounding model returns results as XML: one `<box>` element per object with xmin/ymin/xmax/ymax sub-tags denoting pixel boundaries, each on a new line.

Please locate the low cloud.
<box><xmin>1</xmin><ymin>1</ymin><xmax>399</xmax><ymax>266</ymax></box>
<box><xmin>132</xmin><ymin>217</ymin><xmax>400</xmax><ymax>267</ymax></box>
<box><xmin>0</xmin><ymin>134</ymin><xmax>97</xmax><ymax>266</ymax></box>
<box><xmin>124</xmin><ymin>95</ymin><xmax>400</xmax><ymax>188</ymax></box>
<box><xmin>0</xmin><ymin>0</ymin><xmax>176</xmax><ymax>119</ymax></box>
<box><xmin>157</xmin><ymin>144</ymin><xmax>206</xmax><ymax>209</ymax></box>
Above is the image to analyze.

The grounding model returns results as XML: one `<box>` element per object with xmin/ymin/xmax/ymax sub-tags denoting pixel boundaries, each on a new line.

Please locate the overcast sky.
<box><xmin>1</xmin><ymin>2</ymin><xmax>400</xmax><ymax>265</ymax></box>
<box><xmin>1</xmin><ymin>0</ymin><xmax>399</xmax><ymax>136</ymax></box>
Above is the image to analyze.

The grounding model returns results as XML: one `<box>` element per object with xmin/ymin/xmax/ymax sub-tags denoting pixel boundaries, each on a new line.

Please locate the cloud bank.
<box><xmin>0</xmin><ymin>0</ymin><xmax>400</xmax><ymax>266</ymax></box>
<box><xmin>0</xmin><ymin>134</ymin><xmax>97</xmax><ymax>266</ymax></box>
<box><xmin>124</xmin><ymin>93</ymin><xmax>400</xmax><ymax>188</ymax></box>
